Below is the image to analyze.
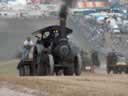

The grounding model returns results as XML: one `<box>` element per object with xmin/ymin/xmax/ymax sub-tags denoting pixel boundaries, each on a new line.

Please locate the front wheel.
<box><xmin>48</xmin><ymin>54</ymin><xmax>54</xmax><ymax>75</ymax></box>
<box><xmin>74</xmin><ymin>54</ymin><xmax>82</xmax><ymax>76</ymax></box>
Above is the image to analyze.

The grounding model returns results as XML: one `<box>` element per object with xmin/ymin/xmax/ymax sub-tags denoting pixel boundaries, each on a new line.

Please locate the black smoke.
<box><xmin>63</xmin><ymin>0</ymin><xmax>76</xmax><ymax>7</ymax></box>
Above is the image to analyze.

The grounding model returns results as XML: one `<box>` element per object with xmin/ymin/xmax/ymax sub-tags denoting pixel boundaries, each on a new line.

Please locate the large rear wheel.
<box><xmin>18</xmin><ymin>65</ymin><xmax>31</xmax><ymax>76</ymax></box>
<box><xmin>19</xmin><ymin>66</ymin><xmax>25</xmax><ymax>76</ymax></box>
<box><xmin>24</xmin><ymin>65</ymin><xmax>31</xmax><ymax>76</ymax></box>
<box><xmin>37</xmin><ymin>54</ymin><xmax>54</xmax><ymax>76</ymax></box>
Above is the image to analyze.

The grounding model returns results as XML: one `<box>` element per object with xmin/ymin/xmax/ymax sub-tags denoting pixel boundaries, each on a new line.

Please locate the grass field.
<box><xmin>0</xmin><ymin>60</ymin><xmax>19</xmax><ymax>75</ymax></box>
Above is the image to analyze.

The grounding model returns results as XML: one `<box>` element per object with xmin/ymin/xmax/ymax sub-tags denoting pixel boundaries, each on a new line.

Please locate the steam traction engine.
<box><xmin>18</xmin><ymin>1</ymin><xmax>82</xmax><ymax>76</ymax></box>
<box><xmin>18</xmin><ymin>25</ymin><xmax>82</xmax><ymax>76</ymax></box>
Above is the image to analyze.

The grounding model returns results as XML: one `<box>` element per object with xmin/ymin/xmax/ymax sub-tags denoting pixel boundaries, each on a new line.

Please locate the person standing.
<box><xmin>91</xmin><ymin>50</ymin><xmax>100</xmax><ymax>67</ymax></box>
<box><xmin>21</xmin><ymin>37</ymin><xmax>34</xmax><ymax>61</ymax></box>
<box><xmin>17</xmin><ymin>37</ymin><xmax>34</xmax><ymax>70</ymax></box>
<box><xmin>106</xmin><ymin>49</ymin><xmax>118</xmax><ymax>74</ymax></box>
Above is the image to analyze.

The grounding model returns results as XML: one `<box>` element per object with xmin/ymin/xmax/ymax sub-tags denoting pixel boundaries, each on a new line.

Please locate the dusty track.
<box><xmin>0</xmin><ymin>74</ymin><xmax>128</xmax><ymax>96</ymax></box>
<box><xmin>0</xmin><ymin>60</ymin><xmax>128</xmax><ymax>96</ymax></box>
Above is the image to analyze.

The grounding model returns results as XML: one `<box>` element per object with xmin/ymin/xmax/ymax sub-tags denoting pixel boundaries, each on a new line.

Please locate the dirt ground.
<box><xmin>0</xmin><ymin>60</ymin><xmax>128</xmax><ymax>96</ymax></box>
<box><xmin>0</xmin><ymin>74</ymin><xmax>128</xmax><ymax>96</ymax></box>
